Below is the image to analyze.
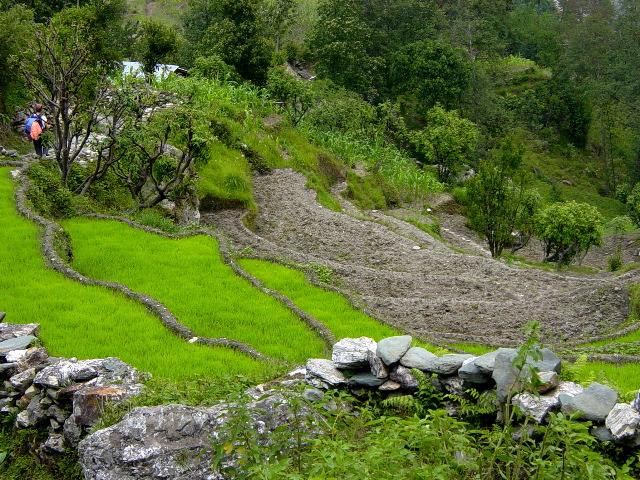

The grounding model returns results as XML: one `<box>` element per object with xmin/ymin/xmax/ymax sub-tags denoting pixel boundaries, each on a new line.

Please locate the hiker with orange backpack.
<box><xmin>24</xmin><ymin>104</ymin><xmax>49</xmax><ymax>157</ymax></box>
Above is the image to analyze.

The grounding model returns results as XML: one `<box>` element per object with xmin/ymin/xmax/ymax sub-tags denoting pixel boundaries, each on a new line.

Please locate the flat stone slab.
<box><xmin>377</xmin><ymin>336</ymin><xmax>412</xmax><ymax>365</ymax></box>
<box><xmin>0</xmin><ymin>336</ymin><xmax>37</xmax><ymax>356</ymax></box>
<box><xmin>348</xmin><ymin>373</ymin><xmax>386</xmax><ymax>388</ymax></box>
<box><xmin>0</xmin><ymin>323</ymin><xmax>39</xmax><ymax>342</ymax></box>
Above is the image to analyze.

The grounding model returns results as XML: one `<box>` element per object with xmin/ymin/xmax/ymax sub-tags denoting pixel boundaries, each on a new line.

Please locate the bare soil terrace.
<box><xmin>203</xmin><ymin>168</ymin><xmax>640</xmax><ymax>349</ymax></box>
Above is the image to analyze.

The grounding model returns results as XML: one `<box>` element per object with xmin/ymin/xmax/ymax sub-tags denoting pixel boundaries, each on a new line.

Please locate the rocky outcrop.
<box><xmin>0</xmin><ymin>319</ymin><xmax>145</xmax><ymax>457</ymax></box>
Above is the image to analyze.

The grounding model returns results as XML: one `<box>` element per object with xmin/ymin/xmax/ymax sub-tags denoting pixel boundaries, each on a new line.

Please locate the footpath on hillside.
<box><xmin>203</xmin><ymin>168</ymin><xmax>640</xmax><ymax>349</ymax></box>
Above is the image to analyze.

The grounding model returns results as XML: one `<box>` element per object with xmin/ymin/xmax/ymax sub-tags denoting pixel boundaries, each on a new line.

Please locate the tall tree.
<box><xmin>309</xmin><ymin>0</ymin><xmax>382</xmax><ymax>98</ymax></box>
<box><xmin>409</xmin><ymin>105</ymin><xmax>478</xmax><ymax>182</ymax></box>
<box><xmin>261</xmin><ymin>0</ymin><xmax>295</xmax><ymax>51</ymax></box>
<box><xmin>184</xmin><ymin>0</ymin><xmax>274</xmax><ymax>84</ymax></box>
<box><xmin>465</xmin><ymin>137</ymin><xmax>540</xmax><ymax>258</ymax></box>
<box><xmin>390</xmin><ymin>39</ymin><xmax>471</xmax><ymax>113</ymax></box>
<box><xmin>0</xmin><ymin>5</ymin><xmax>32</xmax><ymax>115</ymax></box>
<box><xmin>137</xmin><ymin>19</ymin><xmax>179</xmax><ymax>75</ymax></box>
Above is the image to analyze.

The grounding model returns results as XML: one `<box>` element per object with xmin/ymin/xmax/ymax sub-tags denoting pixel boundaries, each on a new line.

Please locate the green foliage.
<box><xmin>535</xmin><ymin>201</ymin><xmax>604</xmax><ymax>268</ymax></box>
<box><xmin>184</xmin><ymin>0</ymin><xmax>274</xmax><ymax>83</ymax></box>
<box><xmin>390</xmin><ymin>40</ymin><xmax>471</xmax><ymax>111</ymax></box>
<box><xmin>25</xmin><ymin>160</ymin><xmax>82</xmax><ymax>218</ymax></box>
<box><xmin>136</xmin><ymin>19</ymin><xmax>180</xmax><ymax>75</ymax></box>
<box><xmin>0</xmin><ymin>5</ymin><xmax>32</xmax><ymax>114</ymax></box>
<box><xmin>465</xmin><ymin>137</ymin><xmax>541</xmax><ymax>257</ymax></box>
<box><xmin>266</xmin><ymin>66</ymin><xmax>314</xmax><ymax>125</ymax></box>
<box><xmin>410</xmin><ymin>105</ymin><xmax>479</xmax><ymax>183</ymax></box>
<box><xmin>627</xmin><ymin>183</ymin><xmax>640</xmax><ymax>227</ymax></box>
<box><xmin>343</xmin><ymin>171</ymin><xmax>399</xmax><ymax>210</ymax></box>
<box><xmin>191</xmin><ymin>55</ymin><xmax>238</xmax><ymax>81</ymax></box>
<box><xmin>0</xmin><ymin>426</ymin><xmax>83</xmax><ymax>480</ymax></box>
<box><xmin>308</xmin><ymin>0</ymin><xmax>382</xmax><ymax>97</ymax></box>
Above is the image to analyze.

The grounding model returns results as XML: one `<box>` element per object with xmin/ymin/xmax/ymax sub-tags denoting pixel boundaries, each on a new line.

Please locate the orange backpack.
<box><xmin>30</xmin><ymin>119</ymin><xmax>42</xmax><ymax>141</ymax></box>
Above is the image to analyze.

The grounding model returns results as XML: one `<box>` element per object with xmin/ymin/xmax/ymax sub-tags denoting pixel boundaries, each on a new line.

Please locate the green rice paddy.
<box><xmin>0</xmin><ymin>168</ymin><xmax>274</xmax><ymax>380</ymax></box>
<box><xmin>61</xmin><ymin>218</ymin><xmax>330</xmax><ymax>364</ymax></box>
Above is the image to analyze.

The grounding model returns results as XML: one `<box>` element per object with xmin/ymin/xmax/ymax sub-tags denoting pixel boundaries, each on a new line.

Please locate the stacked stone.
<box><xmin>0</xmin><ymin>317</ymin><xmax>144</xmax><ymax>458</ymax></box>
<box><xmin>305</xmin><ymin>335</ymin><xmax>640</xmax><ymax>445</ymax></box>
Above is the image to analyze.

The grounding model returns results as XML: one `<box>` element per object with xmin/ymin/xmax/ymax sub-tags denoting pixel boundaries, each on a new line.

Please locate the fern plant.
<box><xmin>381</xmin><ymin>369</ymin><xmax>443</xmax><ymax>416</ymax></box>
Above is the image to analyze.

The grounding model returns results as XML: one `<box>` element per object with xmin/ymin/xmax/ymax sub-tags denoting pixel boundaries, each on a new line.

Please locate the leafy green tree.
<box><xmin>261</xmin><ymin>0</ymin><xmax>295</xmax><ymax>51</ymax></box>
<box><xmin>389</xmin><ymin>39</ymin><xmax>471</xmax><ymax>114</ymax></box>
<box><xmin>107</xmin><ymin>85</ymin><xmax>212</xmax><ymax>210</ymax></box>
<box><xmin>137</xmin><ymin>19</ymin><xmax>180</xmax><ymax>75</ymax></box>
<box><xmin>626</xmin><ymin>183</ymin><xmax>640</xmax><ymax>228</ymax></box>
<box><xmin>409</xmin><ymin>105</ymin><xmax>478</xmax><ymax>183</ymax></box>
<box><xmin>445</xmin><ymin>0</ymin><xmax>511</xmax><ymax>60</ymax></box>
<box><xmin>183</xmin><ymin>0</ymin><xmax>274</xmax><ymax>84</ymax></box>
<box><xmin>535</xmin><ymin>201</ymin><xmax>604</xmax><ymax>268</ymax></box>
<box><xmin>465</xmin><ymin>137</ymin><xmax>541</xmax><ymax>258</ymax></box>
<box><xmin>266</xmin><ymin>66</ymin><xmax>314</xmax><ymax>126</ymax></box>
<box><xmin>0</xmin><ymin>5</ymin><xmax>32</xmax><ymax>115</ymax></box>
<box><xmin>309</xmin><ymin>0</ymin><xmax>382</xmax><ymax>98</ymax></box>
<box><xmin>16</xmin><ymin>8</ymin><xmax>112</xmax><ymax>189</ymax></box>
<box><xmin>360</xmin><ymin>0</ymin><xmax>443</xmax><ymax>57</ymax></box>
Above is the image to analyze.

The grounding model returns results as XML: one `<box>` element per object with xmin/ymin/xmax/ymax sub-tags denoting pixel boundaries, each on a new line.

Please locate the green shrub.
<box><xmin>132</xmin><ymin>208</ymin><xmax>180</xmax><ymax>233</ymax></box>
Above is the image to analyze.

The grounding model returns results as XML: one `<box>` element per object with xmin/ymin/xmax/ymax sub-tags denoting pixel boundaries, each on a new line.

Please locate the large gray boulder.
<box><xmin>399</xmin><ymin>347</ymin><xmax>437</xmax><ymax>370</ymax></box>
<box><xmin>561</xmin><ymin>383</ymin><xmax>618</xmax><ymax>423</ymax></box>
<box><xmin>458</xmin><ymin>358</ymin><xmax>492</xmax><ymax>385</ymax></box>
<box><xmin>79</xmin><ymin>391</ymin><xmax>325</xmax><ymax>480</ymax></box>
<box><xmin>79</xmin><ymin>404</ymin><xmax>224</xmax><ymax>480</ymax></box>
<box><xmin>474</xmin><ymin>348</ymin><xmax>517</xmax><ymax>374</ymax></box>
<box><xmin>419</xmin><ymin>354</ymin><xmax>473</xmax><ymax>375</ymax></box>
<box><xmin>377</xmin><ymin>336</ymin><xmax>412</xmax><ymax>365</ymax></box>
<box><xmin>332</xmin><ymin>337</ymin><xmax>376</xmax><ymax>370</ymax></box>
<box><xmin>492</xmin><ymin>349</ymin><xmax>563</xmax><ymax>403</ymax></box>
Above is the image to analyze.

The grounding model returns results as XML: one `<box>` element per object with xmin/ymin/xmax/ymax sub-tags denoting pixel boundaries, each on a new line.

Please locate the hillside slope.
<box><xmin>204</xmin><ymin>168</ymin><xmax>639</xmax><ymax>349</ymax></box>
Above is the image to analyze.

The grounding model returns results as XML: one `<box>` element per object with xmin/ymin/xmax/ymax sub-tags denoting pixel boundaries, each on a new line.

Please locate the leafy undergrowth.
<box><xmin>62</xmin><ymin>217</ymin><xmax>330</xmax><ymax>363</ymax></box>
<box><xmin>238</xmin><ymin>258</ymin><xmax>442</xmax><ymax>352</ymax></box>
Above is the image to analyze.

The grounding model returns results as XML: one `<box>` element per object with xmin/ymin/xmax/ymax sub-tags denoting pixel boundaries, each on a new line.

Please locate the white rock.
<box><xmin>606</xmin><ymin>403</ymin><xmax>640</xmax><ymax>440</ymax></box>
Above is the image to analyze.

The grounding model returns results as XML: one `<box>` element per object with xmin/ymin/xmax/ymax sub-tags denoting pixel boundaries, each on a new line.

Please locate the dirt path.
<box><xmin>202</xmin><ymin>169</ymin><xmax>640</xmax><ymax>348</ymax></box>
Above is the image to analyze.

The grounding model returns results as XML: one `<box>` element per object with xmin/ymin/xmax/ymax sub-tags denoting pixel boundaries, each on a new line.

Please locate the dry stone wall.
<box><xmin>0</xmin><ymin>317</ymin><xmax>145</xmax><ymax>460</ymax></box>
<box><xmin>307</xmin><ymin>335</ymin><xmax>640</xmax><ymax>445</ymax></box>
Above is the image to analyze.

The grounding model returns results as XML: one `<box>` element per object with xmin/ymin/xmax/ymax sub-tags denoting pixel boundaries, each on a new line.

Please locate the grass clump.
<box><xmin>62</xmin><ymin>217</ymin><xmax>329</xmax><ymax>363</ymax></box>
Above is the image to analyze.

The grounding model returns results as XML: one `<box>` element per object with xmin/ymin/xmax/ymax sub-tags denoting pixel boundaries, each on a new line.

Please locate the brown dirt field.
<box><xmin>202</xmin><ymin>168</ymin><xmax>640</xmax><ymax>349</ymax></box>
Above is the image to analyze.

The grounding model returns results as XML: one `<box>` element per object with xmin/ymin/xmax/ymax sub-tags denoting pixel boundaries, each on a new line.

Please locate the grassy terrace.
<box><xmin>238</xmin><ymin>258</ymin><xmax>440</xmax><ymax>351</ymax></box>
<box><xmin>61</xmin><ymin>218</ymin><xmax>330</xmax><ymax>364</ymax></box>
<box><xmin>0</xmin><ymin>168</ymin><xmax>275</xmax><ymax>381</ymax></box>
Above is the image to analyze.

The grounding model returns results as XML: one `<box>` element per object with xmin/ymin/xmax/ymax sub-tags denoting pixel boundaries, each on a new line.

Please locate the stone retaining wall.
<box><xmin>306</xmin><ymin>335</ymin><xmax>640</xmax><ymax>445</ymax></box>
